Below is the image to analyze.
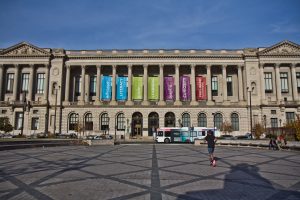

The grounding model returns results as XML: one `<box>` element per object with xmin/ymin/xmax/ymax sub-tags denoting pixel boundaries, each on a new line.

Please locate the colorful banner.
<box><xmin>116</xmin><ymin>76</ymin><xmax>128</xmax><ymax>101</ymax></box>
<box><xmin>180</xmin><ymin>76</ymin><xmax>191</xmax><ymax>101</ymax></box>
<box><xmin>132</xmin><ymin>77</ymin><xmax>143</xmax><ymax>100</ymax></box>
<box><xmin>148</xmin><ymin>77</ymin><xmax>159</xmax><ymax>100</ymax></box>
<box><xmin>164</xmin><ymin>76</ymin><xmax>175</xmax><ymax>101</ymax></box>
<box><xmin>101</xmin><ymin>76</ymin><xmax>112</xmax><ymax>101</ymax></box>
<box><xmin>196</xmin><ymin>76</ymin><xmax>207</xmax><ymax>100</ymax></box>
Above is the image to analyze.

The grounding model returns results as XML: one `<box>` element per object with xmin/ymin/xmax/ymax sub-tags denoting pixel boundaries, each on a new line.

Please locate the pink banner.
<box><xmin>196</xmin><ymin>76</ymin><xmax>207</xmax><ymax>100</ymax></box>
<box><xmin>180</xmin><ymin>76</ymin><xmax>191</xmax><ymax>101</ymax></box>
<box><xmin>164</xmin><ymin>76</ymin><xmax>175</xmax><ymax>101</ymax></box>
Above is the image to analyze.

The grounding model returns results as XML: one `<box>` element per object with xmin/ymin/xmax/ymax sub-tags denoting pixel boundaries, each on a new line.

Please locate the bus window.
<box><xmin>157</xmin><ymin>131</ymin><xmax>163</xmax><ymax>136</ymax></box>
<box><xmin>165</xmin><ymin>131</ymin><xmax>171</xmax><ymax>137</ymax></box>
<box><xmin>191</xmin><ymin>131</ymin><xmax>197</xmax><ymax>137</ymax></box>
<box><xmin>173</xmin><ymin>131</ymin><xmax>180</xmax><ymax>137</ymax></box>
<box><xmin>181</xmin><ymin>131</ymin><xmax>189</xmax><ymax>137</ymax></box>
<box><xmin>202</xmin><ymin>131</ymin><xmax>206</xmax><ymax>136</ymax></box>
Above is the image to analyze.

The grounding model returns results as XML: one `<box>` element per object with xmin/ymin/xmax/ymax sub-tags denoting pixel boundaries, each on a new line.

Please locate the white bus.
<box><xmin>155</xmin><ymin>127</ymin><xmax>220</xmax><ymax>143</ymax></box>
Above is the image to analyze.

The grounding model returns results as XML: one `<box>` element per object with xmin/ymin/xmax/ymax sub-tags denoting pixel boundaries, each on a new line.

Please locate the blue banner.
<box><xmin>116</xmin><ymin>76</ymin><xmax>128</xmax><ymax>101</ymax></box>
<box><xmin>101</xmin><ymin>76</ymin><xmax>112</xmax><ymax>101</ymax></box>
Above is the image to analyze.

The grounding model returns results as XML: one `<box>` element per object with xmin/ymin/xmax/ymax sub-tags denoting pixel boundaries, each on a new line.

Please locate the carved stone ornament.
<box><xmin>52</xmin><ymin>67</ymin><xmax>59</xmax><ymax>76</ymax></box>
<box><xmin>250</xmin><ymin>67</ymin><xmax>256</xmax><ymax>75</ymax></box>
<box><xmin>0</xmin><ymin>42</ymin><xmax>50</xmax><ymax>56</ymax></box>
<box><xmin>259</xmin><ymin>41</ymin><xmax>300</xmax><ymax>55</ymax></box>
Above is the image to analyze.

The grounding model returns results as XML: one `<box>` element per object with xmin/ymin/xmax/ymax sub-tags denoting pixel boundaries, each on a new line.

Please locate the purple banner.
<box><xmin>164</xmin><ymin>76</ymin><xmax>175</xmax><ymax>101</ymax></box>
<box><xmin>180</xmin><ymin>76</ymin><xmax>191</xmax><ymax>101</ymax></box>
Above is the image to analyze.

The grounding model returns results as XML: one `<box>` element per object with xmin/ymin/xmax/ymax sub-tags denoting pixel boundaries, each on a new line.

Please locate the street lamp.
<box><xmin>114</xmin><ymin>125</ymin><xmax>117</xmax><ymax>143</ymax></box>
<box><xmin>212</xmin><ymin>113</ymin><xmax>215</xmax><ymax>132</ymax></box>
<box><xmin>247</xmin><ymin>87</ymin><xmax>254</xmax><ymax>134</ymax></box>
<box><xmin>53</xmin><ymin>85</ymin><xmax>60</xmax><ymax>135</ymax></box>
<box><xmin>178</xmin><ymin>119</ymin><xmax>182</xmax><ymax>127</ymax></box>
<box><xmin>20</xmin><ymin>92</ymin><xmax>28</xmax><ymax>136</ymax></box>
<box><xmin>263</xmin><ymin>115</ymin><xmax>267</xmax><ymax>132</ymax></box>
<box><xmin>279</xmin><ymin>119</ymin><xmax>282</xmax><ymax>127</ymax></box>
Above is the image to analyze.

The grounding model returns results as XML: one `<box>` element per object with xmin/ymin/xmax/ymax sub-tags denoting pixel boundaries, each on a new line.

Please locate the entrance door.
<box><xmin>148</xmin><ymin>112</ymin><xmax>159</xmax><ymax>136</ymax></box>
<box><xmin>132</xmin><ymin>112</ymin><xmax>143</xmax><ymax>137</ymax></box>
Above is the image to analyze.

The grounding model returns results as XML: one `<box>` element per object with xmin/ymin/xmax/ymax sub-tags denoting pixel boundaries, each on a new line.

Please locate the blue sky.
<box><xmin>0</xmin><ymin>0</ymin><xmax>300</xmax><ymax>50</ymax></box>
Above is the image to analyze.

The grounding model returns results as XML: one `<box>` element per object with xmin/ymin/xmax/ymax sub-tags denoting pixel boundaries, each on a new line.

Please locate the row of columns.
<box><xmin>64</xmin><ymin>64</ymin><xmax>245</xmax><ymax>105</ymax></box>
<box><xmin>260</xmin><ymin>63</ymin><xmax>298</xmax><ymax>103</ymax></box>
<box><xmin>0</xmin><ymin>64</ymin><xmax>49</xmax><ymax>102</ymax></box>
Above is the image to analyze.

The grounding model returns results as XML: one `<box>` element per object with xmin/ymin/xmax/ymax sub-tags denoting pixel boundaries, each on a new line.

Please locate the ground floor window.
<box><xmin>69</xmin><ymin>113</ymin><xmax>79</xmax><ymax>131</ymax></box>
<box><xmin>31</xmin><ymin>117</ymin><xmax>39</xmax><ymax>130</ymax></box>
<box><xmin>15</xmin><ymin>112</ymin><xmax>23</xmax><ymax>130</ymax></box>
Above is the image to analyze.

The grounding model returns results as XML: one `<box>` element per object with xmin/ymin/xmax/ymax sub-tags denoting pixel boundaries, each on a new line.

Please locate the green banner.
<box><xmin>132</xmin><ymin>77</ymin><xmax>143</xmax><ymax>100</ymax></box>
<box><xmin>148</xmin><ymin>77</ymin><xmax>159</xmax><ymax>100</ymax></box>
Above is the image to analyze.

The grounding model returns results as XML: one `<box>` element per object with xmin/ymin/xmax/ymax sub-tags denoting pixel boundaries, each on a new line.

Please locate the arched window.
<box><xmin>182</xmin><ymin>113</ymin><xmax>190</xmax><ymax>127</ymax></box>
<box><xmin>165</xmin><ymin>112</ymin><xmax>175</xmax><ymax>127</ymax></box>
<box><xmin>85</xmin><ymin>113</ymin><xmax>93</xmax><ymax>131</ymax></box>
<box><xmin>198</xmin><ymin>113</ymin><xmax>207</xmax><ymax>127</ymax></box>
<box><xmin>69</xmin><ymin>113</ymin><xmax>78</xmax><ymax>131</ymax></box>
<box><xmin>214</xmin><ymin>113</ymin><xmax>223</xmax><ymax>130</ymax></box>
<box><xmin>116</xmin><ymin>113</ymin><xmax>125</xmax><ymax>130</ymax></box>
<box><xmin>231</xmin><ymin>113</ymin><xmax>239</xmax><ymax>131</ymax></box>
<box><xmin>100</xmin><ymin>113</ymin><xmax>109</xmax><ymax>131</ymax></box>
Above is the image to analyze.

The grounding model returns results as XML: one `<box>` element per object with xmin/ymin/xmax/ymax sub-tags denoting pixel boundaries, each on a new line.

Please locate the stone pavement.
<box><xmin>0</xmin><ymin>144</ymin><xmax>299</xmax><ymax>200</ymax></box>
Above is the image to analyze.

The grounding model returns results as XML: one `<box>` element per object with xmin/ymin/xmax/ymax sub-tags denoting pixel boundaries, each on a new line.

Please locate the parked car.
<box><xmin>235</xmin><ymin>135</ymin><xmax>251</xmax><ymax>140</ymax></box>
<box><xmin>219</xmin><ymin>135</ymin><xmax>235</xmax><ymax>140</ymax></box>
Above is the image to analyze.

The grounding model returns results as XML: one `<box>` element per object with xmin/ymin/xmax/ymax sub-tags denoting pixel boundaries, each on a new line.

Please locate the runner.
<box><xmin>205</xmin><ymin>130</ymin><xmax>217</xmax><ymax>167</ymax></box>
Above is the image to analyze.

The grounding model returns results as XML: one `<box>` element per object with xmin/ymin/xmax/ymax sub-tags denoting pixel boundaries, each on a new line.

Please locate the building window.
<box><xmin>280</xmin><ymin>72</ymin><xmax>288</xmax><ymax>93</ymax></box>
<box><xmin>271</xmin><ymin>118</ymin><xmax>278</xmax><ymax>128</ymax></box>
<box><xmin>31</xmin><ymin>117</ymin><xmax>39</xmax><ymax>130</ymax></box>
<box><xmin>214</xmin><ymin>113</ymin><xmax>223</xmax><ymax>130</ymax></box>
<box><xmin>84</xmin><ymin>113</ymin><xmax>93</xmax><ymax>131</ymax></box>
<box><xmin>182</xmin><ymin>113</ymin><xmax>190</xmax><ymax>127</ymax></box>
<box><xmin>69</xmin><ymin>113</ymin><xmax>79</xmax><ymax>131</ymax></box>
<box><xmin>264</xmin><ymin>72</ymin><xmax>273</xmax><ymax>93</ymax></box>
<box><xmin>231</xmin><ymin>113</ymin><xmax>239</xmax><ymax>131</ymax></box>
<box><xmin>227</xmin><ymin>76</ymin><xmax>233</xmax><ymax>96</ymax></box>
<box><xmin>21</xmin><ymin>73</ymin><xmax>29</xmax><ymax>92</ymax></box>
<box><xmin>15</xmin><ymin>112</ymin><xmax>23</xmax><ymax>130</ymax></box>
<box><xmin>212</xmin><ymin>76</ymin><xmax>218</xmax><ymax>96</ymax></box>
<box><xmin>75</xmin><ymin>76</ymin><xmax>81</xmax><ymax>96</ymax></box>
<box><xmin>271</xmin><ymin>110</ymin><xmax>276</xmax><ymax>114</ymax></box>
<box><xmin>117</xmin><ymin>113</ymin><xmax>125</xmax><ymax>130</ymax></box>
<box><xmin>286</xmin><ymin>112</ymin><xmax>295</xmax><ymax>124</ymax></box>
<box><xmin>296</xmin><ymin>72</ymin><xmax>300</xmax><ymax>93</ymax></box>
<box><xmin>6</xmin><ymin>73</ymin><xmax>14</xmax><ymax>93</ymax></box>
<box><xmin>89</xmin><ymin>75</ymin><xmax>96</xmax><ymax>96</ymax></box>
<box><xmin>198</xmin><ymin>113</ymin><xmax>207</xmax><ymax>127</ymax></box>
<box><xmin>100</xmin><ymin>113</ymin><xmax>109</xmax><ymax>131</ymax></box>
<box><xmin>36</xmin><ymin>73</ymin><xmax>45</xmax><ymax>94</ymax></box>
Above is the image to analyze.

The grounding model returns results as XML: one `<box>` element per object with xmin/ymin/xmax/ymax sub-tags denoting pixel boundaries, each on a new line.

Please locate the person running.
<box><xmin>205</xmin><ymin>130</ymin><xmax>217</xmax><ymax>166</ymax></box>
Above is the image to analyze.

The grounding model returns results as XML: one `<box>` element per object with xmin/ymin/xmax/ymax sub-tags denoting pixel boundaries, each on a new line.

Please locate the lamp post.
<box><xmin>279</xmin><ymin>119</ymin><xmax>282</xmax><ymax>127</ymax></box>
<box><xmin>53</xmin><ymin>86</ymin><xmax>60</xmax><ymax>135</ymax></box>
<box><xmin>114</xmin><ymin>125</ymin><xmax>117</xmax><ymax>143</ymax></box>
<box><xmin>178</xmin><ymin>119</ymin><xmax>182</xmax><ymax>128</ymax></box>
<box><xmin>212</xmin><ymin>113</ymin><xmax>215</xmax><ymax>132</ymax></box>
<box><xmin>263</xmin><ymin>115</ymin><xmax>267</xmax><ymax>134</ymax></box>
<box><xmin>20</xmin><ymin>92</ymin><xmax>27</xmax><ymax>136</ymax></box>
<box><xmin>247</xmin><ymin>87</ymin><xmax>254</xmax><ymax>134</ymax></box>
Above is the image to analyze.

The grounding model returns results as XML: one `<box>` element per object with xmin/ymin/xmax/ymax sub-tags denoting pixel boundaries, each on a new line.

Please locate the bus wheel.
<box><xmin>164</xmin><ymin>138</ymin><xmax>170</xmax><ymax>143</ymax></box>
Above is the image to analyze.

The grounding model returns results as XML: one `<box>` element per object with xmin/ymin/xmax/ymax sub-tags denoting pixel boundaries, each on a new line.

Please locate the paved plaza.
<box><xmin>0</xmin><ymin>144</ymin><xmax>300</xmax><ymax>200</ymax></box>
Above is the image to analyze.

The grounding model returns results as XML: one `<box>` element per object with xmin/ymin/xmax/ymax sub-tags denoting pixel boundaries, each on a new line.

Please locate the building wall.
<box><xmin>0</xmin><ymin>41</ymin><xmax>299</xmax><ymax>137</ymax></box>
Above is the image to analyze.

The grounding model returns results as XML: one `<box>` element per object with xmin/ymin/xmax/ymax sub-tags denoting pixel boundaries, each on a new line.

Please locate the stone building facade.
<box><xmin>0</xmin><ymin>40</ymin><xmax>299</xmax><ymax>138</ymax></box>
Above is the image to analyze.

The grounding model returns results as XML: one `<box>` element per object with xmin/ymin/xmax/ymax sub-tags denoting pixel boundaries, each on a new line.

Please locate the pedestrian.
<box><xmin>205</xmin><ymin>130</ymin><xmax>217</xmax><ymax>167</ymax></box>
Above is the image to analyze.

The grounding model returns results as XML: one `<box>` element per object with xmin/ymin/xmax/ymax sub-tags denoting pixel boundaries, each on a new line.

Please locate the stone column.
<box><xmin>206</xmin><ymin>65</ymin><xmax>213</xmax><ymax>104</ymax></box>
<box><xmin>142</xmin><ymin>64</ymin><xmax>149</xmax><ymax>105</ymax></box>
<box><xmin>85</xmin><ymin>74</ymin><xmax>90</xmax><ymax>103</ymax></box>
<box><xmin>174</xmin><ymin>64</ymin><xmax>182</xmax><ymax>105</ymax></box>
<box><xmin>96</xmin><ymin>65</ymin><xmax>102</xmax><ymax>104</ymax></box>
<box><xmin>222</xmin><ymin>65</ymin><xmax>227</xmax><ymax>102</ymax></box>
<box><xmin>275</xmin><ymin>64</ymin><xmax>281</xmax><ymax>104</ymax></box>
<box><xmin>110</xmin><ymin>65</ymin><xmax>117</xmax><ymax>105</ymax></box>
<box><xmin>28</xmin><ymin>64</ymin><xmax>34</xmax><ymax>101</ymax></box>
<box><xmin>158</xmin><ymin>64</ymin><xmax>166</xmax><ymax>106</ymax></box>
<box><xmin>0</xmin><ymin>64</ymin><xmax>4</xmax><ymax>101</ymax></box>
<box><xmin>238</xmin><ymin>65</ymin><xmax>244</xmax><ymax>101</ymax></box>
<box><xmin>80</xmin><ymin>65</ymin><xmax>86</xmax><ymax>104</ymax></box>
<box><xmin>44</xmin><ymin>64</ymin><xmax>49</xmax><ymax>103</ymax></box>
<box><xmin>291</xmin><ymin>63</ymin><xmax>298</xmax><ymax>101</ymax></box>
<box><xmin>126</xmin><ymin>64</ymin><xmax>133</xmax><ymax>105</ymax></box>
<box><xmin>259</xmin><ymin>64</ymin><xmax>265</xmax><ymax>104</ymax></box>
<box><xmin>13</xmin><ymin>64</ymin><xmax>20</xmax><ymax>101</ymax></box>
<box><xmin>190</xmin><ymin>64</ymin><xmax>198</xmax><ymax>105</ymax></box>
<box><xmin>64</xmin><ymin>65</ymin><xmax>71</xmax><ymax>104</ymax></box>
